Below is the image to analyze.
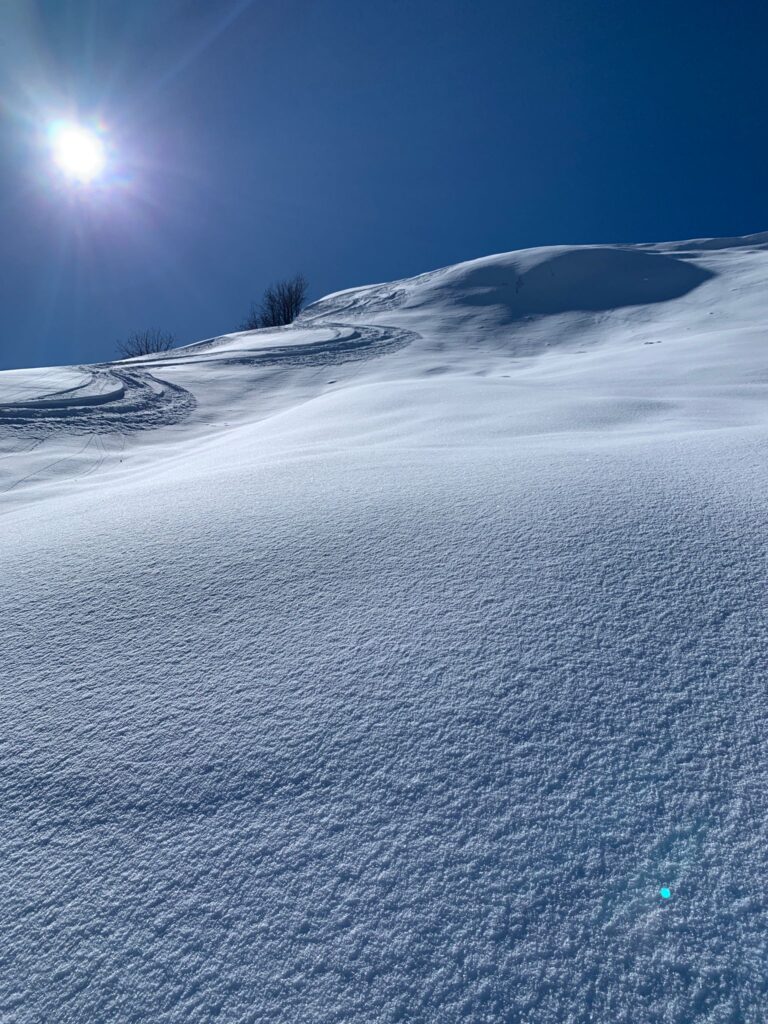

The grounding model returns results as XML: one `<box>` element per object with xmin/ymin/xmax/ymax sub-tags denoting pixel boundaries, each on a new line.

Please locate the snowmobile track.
<box><xmin>0</xmin><ymin>368</ymin><xmax>197</xmax><ymax>437</ymax></box>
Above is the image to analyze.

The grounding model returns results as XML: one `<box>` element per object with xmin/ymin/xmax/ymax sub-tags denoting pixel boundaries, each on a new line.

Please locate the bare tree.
<box><xmin>238</xmin><ymin>303</ymin><xmax>263</xmax><ymax>331</ymax></box>
<box><xmin>116</xmin><ymin>329</ymin><xmax>176</xmax><ymax>359</ymax></box>
<box><xmin>240</xmin><ymin>273</ymin><xmax>308</xmax><ymax>330</ymax></box>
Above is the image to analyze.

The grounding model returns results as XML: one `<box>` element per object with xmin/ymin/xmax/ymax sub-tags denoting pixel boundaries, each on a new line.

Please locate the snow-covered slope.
<box><xmin>2</xmin><ymin>233</ymin><xmax>768</xmax><ymax>1022</ymax></box>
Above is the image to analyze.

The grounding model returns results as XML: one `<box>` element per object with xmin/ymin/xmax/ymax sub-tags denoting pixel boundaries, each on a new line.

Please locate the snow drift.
<box><xmin>1</xmin><ymin>233</ymin><xmax>767</xmax><ymax>1023</ymax></box>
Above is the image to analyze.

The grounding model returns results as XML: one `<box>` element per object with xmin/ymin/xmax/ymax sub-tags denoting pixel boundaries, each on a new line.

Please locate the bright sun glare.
<box><xmin>49</xmin><ymin>122</ymin><xmax>106</xmax><ymax>183</ymax></box>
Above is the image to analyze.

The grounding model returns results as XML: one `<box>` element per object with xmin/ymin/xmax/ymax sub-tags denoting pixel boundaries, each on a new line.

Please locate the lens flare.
<box><xmin>49</xmin><ymin>121</ymin><xmax>106</xmax><ymax>183</ymax></box>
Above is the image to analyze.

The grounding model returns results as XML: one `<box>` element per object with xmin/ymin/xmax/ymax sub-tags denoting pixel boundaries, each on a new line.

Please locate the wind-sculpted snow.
<box><xmin>306</xmin><ymin>245</ymin><xmax>715</xmax><ymax>330</ymax></box>
<box><xmin>1</xmin><ymin>234</ymin><xmax>768</xmax><ymax>1022</ymax></box>
<box><xmin>414</xmin><ymin>246</ymin><xmax>714</xmax><ymax>318</ymax></box>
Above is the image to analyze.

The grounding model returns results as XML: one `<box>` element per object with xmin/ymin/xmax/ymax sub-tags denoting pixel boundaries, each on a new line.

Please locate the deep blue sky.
<box><xmin>1</xmin><ymin>0</ymin><xmax>766</xmax><ymax>370</ymax></box>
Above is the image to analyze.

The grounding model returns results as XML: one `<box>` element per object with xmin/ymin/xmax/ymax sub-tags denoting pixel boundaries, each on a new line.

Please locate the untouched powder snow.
<box><xmin>2</xmin><ymin>234</ymin><xmax>768</xmax><ymax>1022</ymax></box>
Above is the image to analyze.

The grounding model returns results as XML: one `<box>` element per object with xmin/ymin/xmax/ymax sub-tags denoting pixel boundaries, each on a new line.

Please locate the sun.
<box><xmin>49</xmin><ymin>121</ymin><xmax>106</xmax><ymax>183</ymax></box>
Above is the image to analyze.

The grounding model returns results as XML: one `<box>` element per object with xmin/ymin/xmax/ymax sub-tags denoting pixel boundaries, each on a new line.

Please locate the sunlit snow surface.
<box><xmin>2</xmin><ymin>236</ymin><xmax>768</xmax><ymax>1022</ymax></box>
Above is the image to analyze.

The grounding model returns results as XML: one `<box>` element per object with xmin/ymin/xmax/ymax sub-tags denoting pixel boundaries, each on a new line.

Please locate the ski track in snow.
<box><xmin>0</xmin><ymin>323</ymin><xmax>416</xmax><ymax>495</ymax></box>
<box><xmin>0</xmin><ymin>368</ymin><xmax>196</xmax><ymax>432</ymax></box>
<box><xmin>0</xmin><ymin>324</ymin><xmax>413</xmax><ymax>434</ymax></box>
<box><xmin>1</xmin><ymin>236</ymin><xmax>768</xmax><ymax>1023</ymax></box>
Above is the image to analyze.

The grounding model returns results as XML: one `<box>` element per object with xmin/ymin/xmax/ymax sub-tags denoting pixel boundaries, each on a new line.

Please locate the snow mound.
<box><xmin>305</xmin><ymin>244</ymin><xmax>714</xmax><ymax>328</ymax></box>
<box><xmin>408</xmin><ymin>245</ymin><xmax>713</xmax><ymax>321</ymax></box>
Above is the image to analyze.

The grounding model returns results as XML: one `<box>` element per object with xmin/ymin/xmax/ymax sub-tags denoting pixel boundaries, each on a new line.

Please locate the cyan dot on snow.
<box><xmin>660</xmin><ymin>887</ymin><xmax>671</xmax><ymax>899</ymax></box>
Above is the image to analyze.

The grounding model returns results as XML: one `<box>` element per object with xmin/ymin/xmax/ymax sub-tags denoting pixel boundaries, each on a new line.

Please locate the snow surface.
<box><xmin>2</xmin><ymin>234</ymin><xmax>768</xmax><ymax>1022</ymax></box>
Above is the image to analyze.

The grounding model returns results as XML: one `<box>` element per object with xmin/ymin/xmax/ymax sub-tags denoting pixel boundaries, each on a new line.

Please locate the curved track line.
<box><xmin>0</xmin><ymin>368</ymin><xmax>196</xmax><ymax>434</ymax></box>
<box><xmin>130</xmin><ymin>322</ymin><xmax>417</xmax><ymax>371</ymax></box>
<box><xmin>0</xmin><ymin>320</ymin><xmax>419</xmax><ymax>500</ymax></box>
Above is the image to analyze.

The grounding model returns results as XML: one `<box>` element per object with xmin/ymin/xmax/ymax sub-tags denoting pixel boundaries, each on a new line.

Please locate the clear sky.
<box><xmin>1</xmin><ymin>0</ymin><xmax>766</xmax><ymax>370</ymax></box>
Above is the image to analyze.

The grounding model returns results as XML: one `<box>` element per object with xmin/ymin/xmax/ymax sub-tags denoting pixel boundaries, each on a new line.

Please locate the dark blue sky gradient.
<box><xmin>1</xmin><ymin>0</ymin><xmax>766</xmax><ymax>369</ymax></box>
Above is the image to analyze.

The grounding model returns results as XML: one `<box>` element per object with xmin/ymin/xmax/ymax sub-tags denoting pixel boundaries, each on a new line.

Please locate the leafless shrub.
<box><xmin>240</xmin><ymin>274</ymin><xmax>308</xmax><ymax>330</ymax></box>
<box><xmin>116</xmin><ymin>329</ymin><xmax>176</xmax><ymax>359</ymax></box>
<box><xmin>238</xmin><ymin>303</ymin><xmax>263</xmax><ymax>331</ymax></box>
